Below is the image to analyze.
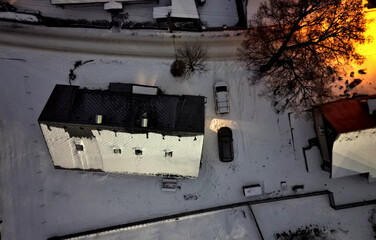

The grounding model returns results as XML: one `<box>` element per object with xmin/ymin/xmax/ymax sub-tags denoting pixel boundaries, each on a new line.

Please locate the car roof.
<box><xmin>218</xmin><ymin>127</ymin><xmax>232</xmax><ymax>135</ymax></box>
<box><xmin>214</xmin><ymin>81</ymin><xmax>228</xmax><ymax>88</ymax></box>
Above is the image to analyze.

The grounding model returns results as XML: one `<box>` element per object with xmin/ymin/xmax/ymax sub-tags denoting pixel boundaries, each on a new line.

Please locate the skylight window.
<box><xmin>165</xmin><ymin>151</ymin><xmax>173</xmax><ymax>158</ymax></box>
<box><xmin>135</xmin><ymin>149</ymin><xmax>142</xmax><ymax>156</ymax></box>
<box><xmin>75</xmin><ymin>144</ymin><xmax>84</xmax><ymax>151</ymax></box>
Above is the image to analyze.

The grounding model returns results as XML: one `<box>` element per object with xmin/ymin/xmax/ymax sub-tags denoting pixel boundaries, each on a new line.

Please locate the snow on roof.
<box><xmin>153</xmin><ymin>6</ymin><xmax>172</xmax><ymax>19</ymax></box>
<box><xmin>50</xmin><ymin>0</ymin><xmax>151</xmax><ymax>5</ymax></box>
<box><xmin>170</xmin><ymin>0</ymin><xmax>199</xmax><ymax>19</ymax></box>
<box><xmin>319</xmin><ymin>99</ymin><xmax>376</xmax><ymax>134</ymax></box>
<box><xmin>216</xmin><ymin>91</ymin><xmax>229</xmax><ymax>113</ymax></box>
<box><xmin>332</xmin><ymin>127</ymin><xmax>376</xmax><ymax>181</ymax></box>
<box><xmin>39</xmin><ymin>84</ymin><xmax>205</xmax><ymax>135</ymax></box>
<box><xmin>51</xmin><ymin>0</ymin><xmax>106</xmax><ymax>3</ymax></box>
<box><xmin>132</xmin><ymin>85</ymin><xmax>158</xmax><ymax>95</ymax></box>
<box><xmin>246</xmin><ymin>0</ymin><xmax>272</xmax><ymax>27</ymax></box>
<box><xmin>153</xmin><ymin>0</ymin><xmax>199</xmax><ymax>20</ymax></box>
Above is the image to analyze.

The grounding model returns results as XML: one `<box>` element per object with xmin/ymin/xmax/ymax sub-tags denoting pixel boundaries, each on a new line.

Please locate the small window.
<box><xmin>113</xmin><ymin>148</ymin><xmax>121</xmax><ymax>154</ymax></box>
<box><xmin>165</xmin><ymin>151</ymin><xmax>173</xmax><ymax>158</ymax></box>
<box><xmin>135</xmin><ymin>149</ymin><xmax>142</xmax><ymax>156</ymax></box>
<box><xmin>75</xmin><ymin>144</ymin><xmax>84</xmax><ymax>151</ymax></box>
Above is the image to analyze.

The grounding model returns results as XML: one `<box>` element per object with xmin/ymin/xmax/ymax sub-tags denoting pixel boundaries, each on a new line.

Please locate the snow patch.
<box><xmin>0</xmin><ymin>12</ymin><xmax>38</xmax><ymax>22</ymax></box>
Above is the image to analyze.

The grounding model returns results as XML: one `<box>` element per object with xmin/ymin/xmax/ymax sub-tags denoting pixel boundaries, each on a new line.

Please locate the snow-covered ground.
<box><xmin>1</xmin><ymin>9</ymin><xmax>376</xmax><ymax>239</ymax></box>
<box><xmin>64</xmin><ymin>194</ymin><xmax>376</xmax><ymax>239</ymax></box>
<box><xmin>1</xmin><ymin>35</ymin><xmax>376</xmax><ymax>239</ymax></box>
<box><xmin>252</xmin><ymin>194</ymin><xmax>376</xmax><ymax>239</ymax></box>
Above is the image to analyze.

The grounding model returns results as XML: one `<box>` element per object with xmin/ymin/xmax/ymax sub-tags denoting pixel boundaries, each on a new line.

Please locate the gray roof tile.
<box><xmin>39</xmin><ymin>84</ymin><xmax>205</xmax><ymax>135</ymax></box>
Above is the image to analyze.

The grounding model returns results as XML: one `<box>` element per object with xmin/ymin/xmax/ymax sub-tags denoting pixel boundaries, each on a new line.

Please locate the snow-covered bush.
<box><xmin>170</xmin><ymin>59</ymin><xmax>185</xmax><ymax>77</ymax></box>
<box><xmin>274</xmin><ymin>225</ymin><xmax>328</xmax><ymax>240</ymax></box>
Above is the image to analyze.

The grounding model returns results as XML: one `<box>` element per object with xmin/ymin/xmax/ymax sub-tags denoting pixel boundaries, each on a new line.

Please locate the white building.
<box><xmin>312</xmin><ymin>96</ymin><xmax>376</xmax><ymax>182</ymax></box>
<box><xmin>39</xmin><ymin>84</ymin><xmax>205</xmax><ymax>178</ymax></box>
<box><xmin>50</xmin><ymin>0</ymin><xmax>154</xmax><ymax>11</ymax></box>
<box><xmin>153</xmin><ymin>0</ymin><xmax>199</xmax><ymax>21</ymax></box>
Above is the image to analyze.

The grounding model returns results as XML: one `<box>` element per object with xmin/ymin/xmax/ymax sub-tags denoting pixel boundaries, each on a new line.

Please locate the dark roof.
<box><xmin>39</xmin><ymin>84</ymin><xmax>205</xmax><ymax>135</ymax></box>
<box><xmin>319</xmin><ymin>99</ymin><xmax>376</xmax><ymax>134</ymax></box>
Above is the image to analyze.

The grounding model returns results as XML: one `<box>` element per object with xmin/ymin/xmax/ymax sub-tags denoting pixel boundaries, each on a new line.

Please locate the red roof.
<box><xmin>319</xmin><ymin>99</ymin><xmax>376</xmax><ymax>133</ymax></box>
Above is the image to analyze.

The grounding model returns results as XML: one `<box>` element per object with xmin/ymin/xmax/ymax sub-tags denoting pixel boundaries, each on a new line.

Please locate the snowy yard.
<box><xmin>1</xmin><ymin>36</ymin><xmax>376</xmax><ymax>239</ymax></box>
<box><xmin>55</xmin><ymin>194</ymin><xmax>376</xmax><ymax>239</ymax></box>
<box><xmin>1</xmin><ymin>4</ymin><xmax>376</xmax><ymax>236</ymax></box>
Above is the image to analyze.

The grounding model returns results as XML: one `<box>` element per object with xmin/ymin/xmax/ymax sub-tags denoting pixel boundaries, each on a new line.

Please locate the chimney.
<box><xmin>95</xmin><ymin>115</ymin><xmax>103</xmax><ymax>124</ymax></box>
<box><xmin>141</xmin><ymin>113</ymin><xmax>148</xmax><ymax>128</ymax></box>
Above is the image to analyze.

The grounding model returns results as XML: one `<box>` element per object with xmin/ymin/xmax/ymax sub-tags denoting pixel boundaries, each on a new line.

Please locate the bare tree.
<box><xmin>239</xmin><ymin>0</ymin><xmax>370</xmax><ymax>113</ymax></box>
<box><xmin>171</xmin><ymin>42</ymin><xmax>208</xmax><ymax>79</ymax></box>
<box><xmin>0</xmin><ymin>0</ymin><xmax>16</xmax><ymax>11</ymax></box>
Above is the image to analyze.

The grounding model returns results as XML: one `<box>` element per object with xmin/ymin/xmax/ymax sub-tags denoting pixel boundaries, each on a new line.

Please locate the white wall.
<box><xmin>332</xmin><ymin>127</ymin><xmax>376</xmax><ymax>181</ymax></box>
<box><xmin>40</xmin><ymin>124</ymin><xmax>103</xmax><ymax>170</ymax></box>
<box><xmin>40</xmin><ymin>124</ymin><xmax>203</xmax><ymax>178</ymax></box>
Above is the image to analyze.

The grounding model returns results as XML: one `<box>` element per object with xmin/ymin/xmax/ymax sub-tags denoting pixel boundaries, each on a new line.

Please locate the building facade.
<box><xmin>312</xmin><ymin>96</ymin><xmax>376</xmax><ymax>182</ymax></box>
<box><xmin>39</xmin><ymin>84</ymin><xmax>206</xmax><ymax>178</ymax></box>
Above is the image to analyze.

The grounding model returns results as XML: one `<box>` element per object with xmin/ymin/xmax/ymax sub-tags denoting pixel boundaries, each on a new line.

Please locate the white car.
<box><xmin>214</xmin><ymin>81</ymin><xmax>230</xmax><ymax>114</ymax></box>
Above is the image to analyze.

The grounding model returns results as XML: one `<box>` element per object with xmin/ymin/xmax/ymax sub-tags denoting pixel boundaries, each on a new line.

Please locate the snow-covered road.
<box><xmin>0</xmin><ymin>22</ymin><xmax>244</xmax><ymax>60</ymax></box>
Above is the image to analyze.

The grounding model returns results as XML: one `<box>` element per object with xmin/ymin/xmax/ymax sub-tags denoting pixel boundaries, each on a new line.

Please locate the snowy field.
<box><xmin>1</xmin><ymin>23</ymin><xmax>376</xmax><ymax>239</ymax></box>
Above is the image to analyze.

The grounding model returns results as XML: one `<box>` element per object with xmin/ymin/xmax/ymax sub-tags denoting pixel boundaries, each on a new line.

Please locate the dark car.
<box><xmin>217</xmin><ymin>127</ymin><xmax>234</xmax><ymax>162</ymax></box>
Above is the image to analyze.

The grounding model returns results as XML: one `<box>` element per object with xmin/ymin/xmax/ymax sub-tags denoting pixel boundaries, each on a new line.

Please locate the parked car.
<box><xmin>195</xmin><ymin>0</ymin><xmax>206</xmax><ymax>6</ymax></box>
<box><xmin>217</xmin><ymin>127</ymin><xmax>234</xmax><ymax>162</ymax></box>
<box><xmin>214</xmin><ymin>81</ymin><xmax>229</xmax><ymax>114</ymax></box>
